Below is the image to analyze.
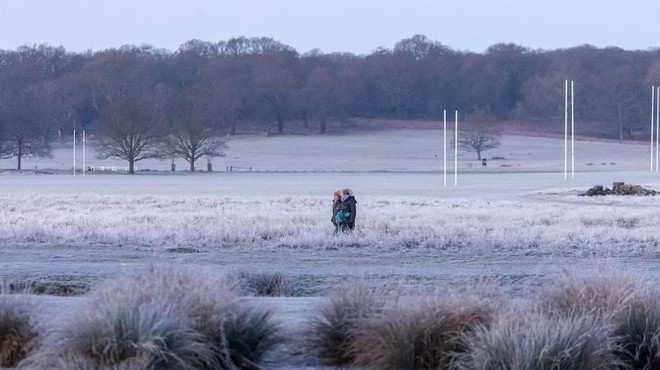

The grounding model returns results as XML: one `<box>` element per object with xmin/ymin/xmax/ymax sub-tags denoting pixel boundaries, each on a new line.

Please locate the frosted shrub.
<box><xmin>611</xmin><ymin>291</ymin><xmax>660</xmax><ymax>369</ymax></box>
<box><xmin>0</xmin><ymin>294</ymin><xmax>35</xmax><ymax>367</ymax></box>
<box><xmin>541</xmin><ymin>269</ymin><xmax>642</xmax><ymax>317</ymax></box>
<box><xmin>351</xmin><ymin>292</ymin><xmax>498</xmax><ymax>370</ymax></box>
<box><xmin>305</xmin><ymin>280</ymin><xmax>400</xmax><ymax>366</ymax></box>
<box><xmin>540</xmin><ymin>269</ymin><xmax>660</xmax><ymax>369</ymax></box>
<box><xmin>454</xmin><ymin>310</ymin><xmax>622</xmax><ymax>370</ymax></box>
<box><xmin>19</xmin><ymin>266</ymin><xmax>281</xmax><ymax>370</ymax></box>
<box><xmin>237</xmin><ymin>271</ymin><xmax>297</xmax><ymax>297</ymax></box>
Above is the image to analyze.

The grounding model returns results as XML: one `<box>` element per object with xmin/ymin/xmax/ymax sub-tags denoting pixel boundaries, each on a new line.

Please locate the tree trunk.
<box><xmin>476</xmin><ymin>150</ymin><xmax>482</xmax><ymax>160</ymax></box>
<box><xmin>319</xmin><ymin>116</ymin><xmax>327</xmax><ymax>134</ymax></box>
<box><xmin>190</xmin><ymin>160</ymin><xmax>195</xmax><ymax>172</ymax></box>
<box><xmin>16</xmin><ymin>144</ymin><xmax>23</xmax><ymax>170</ymax></box>
<box><xmin>230</xmin><ymin>120</ymin><xmax>237</xmax><ymax>135</ymax></box>
<box><xmin>128</xmin><ymin>159</ymin><xmax>135</xmax><ymax>174</ymax></box>
<box><xmin>276</xmin><ymin>111</ymin><xmax>284</xmax><ymax>134</ymax></box>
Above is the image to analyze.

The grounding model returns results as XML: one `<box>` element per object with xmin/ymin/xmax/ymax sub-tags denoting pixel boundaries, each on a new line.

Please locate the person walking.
<box><xmin>335</xmin><ymin>189</ymin><xmax>357</xmax><ymax>234</ymax></box>
<box><xmin>331</xmin><ymin>191</ymin><xmax>342</xmax><ymax>234</ymax></box>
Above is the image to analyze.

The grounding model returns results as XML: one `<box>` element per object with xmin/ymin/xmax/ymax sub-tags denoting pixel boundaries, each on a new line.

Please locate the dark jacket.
<box><xmin>332</xmin><ymin>200</ymin><xmax>341</xmax><ymax>225</ymax></box>
<box><xmin>336</xmin><ymin>196</ymin><xmax>357</xmax><ymax>229</ymax></box>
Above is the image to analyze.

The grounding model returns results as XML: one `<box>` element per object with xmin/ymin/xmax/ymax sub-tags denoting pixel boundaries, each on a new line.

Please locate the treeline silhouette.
<box><xmin>1</xmin><ymin>34</ymin><xmax>659</xmax><ymax>169</ymax></box>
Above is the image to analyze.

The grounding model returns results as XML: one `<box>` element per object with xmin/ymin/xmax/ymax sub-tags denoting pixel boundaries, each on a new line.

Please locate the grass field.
<box><xmin>1</xmin><ymin>130</ymin><xmax>659</xmax><ymax>368</ymax></box>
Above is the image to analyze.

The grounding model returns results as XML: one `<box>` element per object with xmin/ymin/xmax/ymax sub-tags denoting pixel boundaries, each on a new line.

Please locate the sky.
<box><xmin>1</xmin><ymin>1</ymin><xmax>660</xmax><ymax>55</ymax></box>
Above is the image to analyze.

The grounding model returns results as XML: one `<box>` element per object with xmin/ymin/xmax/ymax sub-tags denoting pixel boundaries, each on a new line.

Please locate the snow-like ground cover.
<box><xmin>0</xmin><ymin>130</ymin><xmax>659</xmax><ymax>287</ymax></box>
<box><xmin>0</xmin><ymin>129</ymin><xmax>651</xmax><ymax>173</ymax></box>
<box><xmin>2</xmin><ymin>131</ymin><xmax>660</xmax><ymax>368</ymax></box>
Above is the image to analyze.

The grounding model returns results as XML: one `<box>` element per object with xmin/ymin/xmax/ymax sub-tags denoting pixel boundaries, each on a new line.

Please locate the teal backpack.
<box><xmin>335</xmin><ymin>211</ymin><xmax>351</xmax><ymax>223</ymax></box>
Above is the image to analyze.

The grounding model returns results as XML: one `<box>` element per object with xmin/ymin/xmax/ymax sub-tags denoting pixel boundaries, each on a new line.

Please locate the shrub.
<box><xmin>305</xmin><ymin>280</ymin><xmax>400</xmax><ymax>366</ymax></box>
<box><xmin>612</xmin><ymin>293</ymin><xmax>660</xmax><ymax>369</ymax></box>
<box><xmin>454</xmin><ymin>310</ymin><xmax>622</xmax><ymax>370</ymax></box>
<box><xmin>224</xmin><ymin>305</ymin><xmax>282</xmax><ymax>366</ymax></box>
<box><xmin>541</xmin><ymin>269</ymin><xmax>640</xmax><ymax>317</ymax></box>
<box><xmin>19</xmin><ymin>266</ymin><xmax>281</xmax><ymax>370</ymax></box>
<box><xmin>351</xmin><ymin>293</ymin><xmax>497</xmax><ymax>370</ymax></box>
<box><xmin>0</xmin><ymin>294</ymin><xmax>35</xmax><ymax>367</ymax></box>
<box><xmin>539</xmin><ymin>269</ymin><xmax>660</xmax><ymax>368</ymax></box>
<box><xmin>238</xmin><ymin>271</ymin><xmax>296</xmax><ymax>297</ymax></box>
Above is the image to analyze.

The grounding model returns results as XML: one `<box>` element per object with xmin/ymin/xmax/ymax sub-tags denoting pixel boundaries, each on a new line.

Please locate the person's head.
<box><xmin>333</xmin><ymin>191</ymin><xmax>341</xmax><ymax>201</ymax></box>
<box><xmin>341</xmin><ymin>189</ymin><xmax>350</xmax><ymax>200</ymax></box>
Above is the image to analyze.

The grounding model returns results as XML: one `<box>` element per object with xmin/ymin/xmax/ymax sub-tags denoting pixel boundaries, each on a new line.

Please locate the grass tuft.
<box><xmin>0</xmin><ymin>294</ymin><xmax>35</xmax><ymax>367</ymax></box>
<box><xmin>612</xmin><ymin>292</ymin><xmax>660</xmax><ymax>369</ymax></box>
<box><xmin>454</xmin><ymin>310</ymin><xmax>622</xmax><ymax>370</ymax></box>
<box><xmin>19</xmin><ymin>265</ymin><xmax>281</xmax><ymax>370</ymax></box>
<box><xmin>541</xmin><ymin>269</ymin><xmax>641</xmax><ymax>317</ymax></box>
<box><xmin>305</xmin><ymin>280</ymin><xmax>400</xmax><ymax>366</ymax></box>
<box><xmin>238</xmin><ymin>271</ymin><xmax>297</xmax><ymax>297</ymax></box>
<box><xmin>352</xmin><ymin>293</ymin><xmax>497</xmax><ymax>370</ymax></box>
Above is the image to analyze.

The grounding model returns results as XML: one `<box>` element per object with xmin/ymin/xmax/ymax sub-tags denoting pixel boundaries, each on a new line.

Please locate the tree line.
<box><xmin>1</xmin><ymin>35</ymin><xmax>660</xmax><ymax>171</ymax></box>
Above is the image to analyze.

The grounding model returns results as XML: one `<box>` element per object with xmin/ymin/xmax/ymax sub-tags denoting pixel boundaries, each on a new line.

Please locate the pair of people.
<box><xmin>332</xmin><ymin>189</ymin><xmax>357</xmax><ymax>234</ymax></box>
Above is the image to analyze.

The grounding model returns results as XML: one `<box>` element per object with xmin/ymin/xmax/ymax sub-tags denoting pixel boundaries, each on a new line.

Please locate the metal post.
<box><xmin>82</xmin><ymin>130</ymin><xmax>86</xmax><ymax>176</ymax></box>
<box><xmin>564</xmin><ymin>80</ymin><xmax>568</xmax><ymax>180</ymax></box>
<box><xmin>651</xmin><ymin>86</ymin><xmax>660</xmax><ymax>172</ymax></box>
<box><xmin>443</xmin><ymin>109</ymin><xmax>447</xmax><ymax>187</ymax></box>
<box><xmin>652</xmin><ymin>86</ymin><xmax>655</xmax><ymax>171</ymax></box>
<box><xmin>454</xmin><ymin>110</ymin><xmax>458</xmax><ymax>186</ymax></box>
<box><xmin>73</xmin><ymin>129</ymin><xmax>76</xmax><ymax>176</ymax></box>
<box><xmin>571</xmin><ymin>80</ymin><xmax>575</xmax><ymax>179</ymax></box>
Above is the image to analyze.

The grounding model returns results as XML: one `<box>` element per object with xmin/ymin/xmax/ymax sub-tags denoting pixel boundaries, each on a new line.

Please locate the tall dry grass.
<box><xmin>454</xmin><ymin>310</ymin><xmax>622</xmax><ymax>370</ymax></box>
<box><xmin>19</xmin><ymin>266</ymin><xmax>281</xmax><ymax>370</ymax></box>
<box><xmin>0</xmin><ymin>293</ymin><xmax>35</xmax><ymax>367</ymax></box>
<box><xmin>3</xmin><ymin>194</ymin><xmax>660</xmax><ymax>257</ymax></box>
<box><xmin>351</xmin><ymin>293</ymin><xmax>498</xmax><ymax>370</ymax></box>
<box><xmin>540</xmin><ymin>269</ymin><xmax>660</xmax><ymax>369</ymax></box>
<box><xmin>237</xmin><ymin>271</ymin><xmax>297</xmax><ymax>297</ymax></box>
<box><xmin>541</xmin><ymin>269</ymin><xmax>641</xmax><ymax>317</ymax></box>
<box><xmin>305</xmin><ymin>280</ymin><xmax>401</xmax><ymax>366</ymax></box>
<box><xmin>608</xmin><ymin>290</ymin><xmax>660</xmax><ymax>369</ymax></box>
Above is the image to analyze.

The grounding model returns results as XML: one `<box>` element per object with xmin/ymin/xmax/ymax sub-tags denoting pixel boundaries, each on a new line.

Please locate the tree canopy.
<box><xmin>1</xmin><ymin>36</ymin><xmax>660</xmax><ymax>169</ymax></box>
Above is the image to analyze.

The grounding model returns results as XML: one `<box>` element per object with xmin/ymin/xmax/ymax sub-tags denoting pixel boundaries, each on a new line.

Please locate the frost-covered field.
<box><xmin>2</xmin><ymin>131</ymin><xmax>660</xmax><ymax>368</ymax></box>
<box><xmin>0</xmin><ymin>129</ymin><xmax>651</xmax><ymax>173</ymax></box>
<box><xmin>1</xmin><ymin>129</ymin><xmax>660</xmax><ymax>289</ymax></box>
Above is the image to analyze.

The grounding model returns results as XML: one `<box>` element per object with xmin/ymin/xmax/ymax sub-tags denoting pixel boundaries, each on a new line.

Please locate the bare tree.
<box><xmin>456</xmin><ymin>121</ymin><xmax>502</xmax><ymax>160</ymax></box>
<box><xmin>0</xmin><ymin>90</ymin><xmax>53</xmax><ymax>170</ymax></box>
<box><xmin>95</xmin><ymin>94</ymin><xmax>163</xmax><ymax>174</ymax></box>
<box><xmin>164</xmin><ymin>88</ymin><xmax>226</xmax><ymax>172</ymax></box>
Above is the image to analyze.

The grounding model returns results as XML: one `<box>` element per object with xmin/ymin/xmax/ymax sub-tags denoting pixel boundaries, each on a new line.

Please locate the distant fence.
<box><xmin>88</xmin><ymin>166</ymin><xmax>137</xmax><ymax>172</ymax></box>
<box><xmin>227</xmin><ymin>166</ymin><xmax>252</xmax><ymax>172</ymax></box>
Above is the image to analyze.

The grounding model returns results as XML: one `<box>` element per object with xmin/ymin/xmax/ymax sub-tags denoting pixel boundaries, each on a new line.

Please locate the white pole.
<box><xmin>564</xmin><ymin>80</ymin><xmax>568</xmax><ymax>180</ymax></box>
<box><xmin>82</xmin><ymin>130</ymin><xmax>86</xmax><ymax>176</ymax></box>
<box><xmin>571</xmin><ymin>80</ymin><xmax>575</xmax><ymax>179</ymax></box>
<box><xmin>651</xmin><ymin>86</ymin><xmax>660</xmax><ymax>172</ymax></box>
<box><xmin>73</xmin><ymin>129</ymin><xmax>76</xmax><ymax>176</ymax></box>
<box><xmin>651</xmin><ymin>86</ymin><xmax>655</xmax><ymax>171</ymax></box>
<box><xmin>454</xmin><ymin>110</ymin><xmax>458</xmax><ymax>186</ymax></box>
<box><xmin>443</xmin><ymin>109</ymin><xmax>447</xmax><ymax>187</ymax></box>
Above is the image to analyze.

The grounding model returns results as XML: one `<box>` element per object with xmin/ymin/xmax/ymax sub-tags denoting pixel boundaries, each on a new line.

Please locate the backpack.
<box><xmin>335</xmin><ymin>211</ymin><xmax>351</xmax><ymax>223</ymax></box>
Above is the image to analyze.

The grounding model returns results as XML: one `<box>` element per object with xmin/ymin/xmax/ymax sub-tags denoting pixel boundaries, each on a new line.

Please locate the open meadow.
<box><xmin>1</xmin><ymin>129</ymin><xmax>660</xmax><ymax>369</ymax></box>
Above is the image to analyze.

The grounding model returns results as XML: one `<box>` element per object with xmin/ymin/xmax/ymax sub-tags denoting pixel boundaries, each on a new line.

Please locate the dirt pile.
<box><xmin>580</xmin><ymin>182</ymin><xmax>657</xmax><ymax>196</ymax></box>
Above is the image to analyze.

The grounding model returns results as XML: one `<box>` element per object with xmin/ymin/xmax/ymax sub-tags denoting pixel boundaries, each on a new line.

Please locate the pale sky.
<box><xmin>1</xmin><ymin>0</ymin><xmax>660</xmax><ymax>54</ymax></box>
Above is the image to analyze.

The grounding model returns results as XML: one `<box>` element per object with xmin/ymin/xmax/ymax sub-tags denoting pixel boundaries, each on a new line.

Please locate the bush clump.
<box><xmin>0</xmin><ymin>293</ymin><xmax>35</xmax><ymax>367</ymax></box>
<box><xmin>454</xmin><ymin>310</ymin><xmax>622</xmax><ymax>370</ymax></box>
<box><xmin>305</xmin><ymin>280</ymin><xmax>400</xmax><ymax>366</ymax></box>
<box><xmin>352</xmin><ymin>293</ymin><xmax>497</xmax><ymax>370</ymax></box>
<box><xmin>19</xmin><ymin>266</ymin><xmax>281</xmax><ymax>370</ymax></box>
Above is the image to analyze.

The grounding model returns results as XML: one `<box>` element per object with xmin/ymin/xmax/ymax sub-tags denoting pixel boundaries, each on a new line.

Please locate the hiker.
<box><xmin>335</xmin><ymin>188</ymin><xmax>357</xmax><ymax>234</ymax></box>
<box><xmin>331</xmin><ymin>190</ymin><xmax>342</xmax><ymax>234</ymax></box>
